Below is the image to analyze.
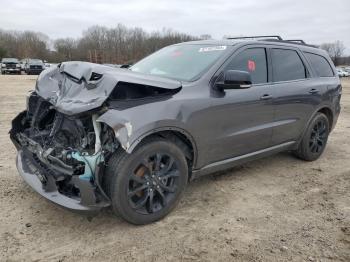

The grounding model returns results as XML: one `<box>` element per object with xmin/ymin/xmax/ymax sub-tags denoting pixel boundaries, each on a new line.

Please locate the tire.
<box><xmin>105</xmin><ymin>138</ymin><xmax>188</xmax><ymax>224</ymax></box>
<box><xmin>294</xmin><ymin>112</ymin><xmax>329</xmax><ymax>161</ymax></box>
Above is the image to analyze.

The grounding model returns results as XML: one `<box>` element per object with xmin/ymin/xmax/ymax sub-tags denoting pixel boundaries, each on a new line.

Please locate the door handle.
<box><xmin>309</xmin><ymin>88</ymin><xmax>319</xmax><ymax>94</ymax></box>
<box><xmin>260</xmin><ymin>94</ymin><xmax>273</xmax><ymax>100</ymax></box>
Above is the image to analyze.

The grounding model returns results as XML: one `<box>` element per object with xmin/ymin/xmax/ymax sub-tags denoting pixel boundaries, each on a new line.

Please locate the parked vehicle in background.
<box><xmin>342</xmin><ymin>67</ymin><xmax>350</xmax><ymax>73</ymax></box>
<box><xmin>20</xmin><ymin>59</ymin><xmax>27</xmax><ymax>72</ymax></box>
<box><xmin>10</xmin><ymin>35</ymin><xmax>341</xmax><ymax>224</ymax></box>
<box><xmin>24</xmin><ymin>59</ymin><xmax>45</xmax><ymax>75</ymax></box>
<box><xmin>1</xmin><ymin>58</ymin><xmax>21</xmax><ymax>74</ymax></box>
<box><xmin>337</xmin><ymin>68</ymin><xmax>349</xmax><ymax>77</ymax></box>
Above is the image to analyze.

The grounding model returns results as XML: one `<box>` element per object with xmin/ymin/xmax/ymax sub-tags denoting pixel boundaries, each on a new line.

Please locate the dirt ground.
<box><xmin>0</xmin><ymin>75</ymin><xmax>349</xmax><ymax>262</ymax></box>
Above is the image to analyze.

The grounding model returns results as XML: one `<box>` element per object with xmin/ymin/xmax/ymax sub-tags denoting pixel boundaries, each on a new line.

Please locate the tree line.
<box><xmin>320</xmin><ymin>41</ymin><xmax>348</xmax><ymax>66</ymax></box>
<box><xmin>0</xmin><ymin>25</ymin><xmax>348</xmax><ymax>65</ymax></box>
<box><xmin>0</xmin><ymin>25</ymin><xmax>198</xmax><ymax>64</ymax></box>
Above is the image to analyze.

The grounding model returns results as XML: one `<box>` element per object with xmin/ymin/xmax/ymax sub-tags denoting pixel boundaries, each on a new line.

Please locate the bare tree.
<box><xmin>320</xmin><ymin>40</ymin><xmax>346</xmax><ymax>65</ymax></box>
<box><xmin>0</xmin><ymin>24</ymin><xmax>198</xmax><ymax>63</ymax></box>
<box><xmin>199</xmin><ymin>34</ymin><xmax>212</xmax><ymax>40</ymax></box>
<box><xmin>54</xmin><ymin>38</ymin><xmax>77</xmax><ymax>61</ymax></box>
<box><xmin>76</xmin><ymin>25</ymin><xmax>197</xmax><ymax>64</ymax></box>
<box><xmin>0</xmin><ymin>29</ymin><xmax>49</xmax><ymax>60</ymax></box>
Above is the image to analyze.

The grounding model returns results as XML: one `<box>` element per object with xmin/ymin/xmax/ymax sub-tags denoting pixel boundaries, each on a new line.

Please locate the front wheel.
<box><xmin>294</xmin><ymin>112</ymin><xmax>329</xmax><ymax>161</ymax></box>
<box><xmin>105</xmin><ymin>138</ymin><xmax>188</xmax><ymax>224</ymax></box>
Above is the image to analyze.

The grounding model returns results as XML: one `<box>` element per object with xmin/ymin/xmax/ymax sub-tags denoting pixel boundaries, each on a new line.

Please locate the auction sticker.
<box><xmin>199</xmin><ymin>46</ymin><xmax>227</xmax><ymax>52</ymax></box>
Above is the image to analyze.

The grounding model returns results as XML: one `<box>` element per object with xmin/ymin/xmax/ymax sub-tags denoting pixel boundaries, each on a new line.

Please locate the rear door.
<box><xmin>269</xmin><ymin>47</ymin><xmax>323</xmax><ymax>145</ymax></box>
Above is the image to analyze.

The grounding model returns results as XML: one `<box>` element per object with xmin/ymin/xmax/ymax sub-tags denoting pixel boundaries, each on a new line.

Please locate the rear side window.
<box><xmin>304</xmin><ymin>52</ymin><xmax>334</xmax><ymax>77</ymax></box>
<box><xmin>226</xmin><ymin>48</ymin><xmax>268</xmax><ymax>84</ymax></box>
<box><xmin>271</xmin><ymin>49</ymin><xmax>307</xmax><ymax>82</ymax></box>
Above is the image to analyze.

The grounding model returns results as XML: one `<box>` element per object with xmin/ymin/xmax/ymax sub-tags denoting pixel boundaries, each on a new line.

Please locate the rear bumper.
<box><xmin>16</xmin><ymin>149</ymin><xmax>110</xmax><ymax>213</ymax></box>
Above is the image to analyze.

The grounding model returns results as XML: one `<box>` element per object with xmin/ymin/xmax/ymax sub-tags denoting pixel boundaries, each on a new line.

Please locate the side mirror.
<box><xmin>215</xmin><ymin>70</ymin><xmax>252</xmax><ymax>91</ymax></box>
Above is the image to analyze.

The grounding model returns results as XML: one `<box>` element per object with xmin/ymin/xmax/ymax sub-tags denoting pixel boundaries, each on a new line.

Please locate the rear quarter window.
<box><xmin>304</xmin><ymin>52</ymin><xmax>334</xmax><ymax>77</ymax></box>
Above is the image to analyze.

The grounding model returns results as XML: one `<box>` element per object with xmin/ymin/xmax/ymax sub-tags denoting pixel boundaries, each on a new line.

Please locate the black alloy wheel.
<box><xmin>127</xmin><ymin>153</ymin><xmax>180</xmax><ymax>214</ymax></box>
<box><xmin>294</xmin><ymin>112</ymin><xmax>329</xmax><ymax>161</ymax></box>
<box><xmin>309</xmin><ymin>119</ymin><xmax>328</xmax><ymax>153</ymax></box>
<box><xmin>106</xmin><ymin>138</ymin><xmax>188</xmax><ymax>224</ymax></box>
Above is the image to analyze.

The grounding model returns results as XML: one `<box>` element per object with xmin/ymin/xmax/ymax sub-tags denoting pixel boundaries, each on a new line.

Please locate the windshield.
<box><xmin>29</xmin><ymin>59</ymin><xmax>43</xmax><ymax>64</ymax></box>
<box><xmin>2</xmin><ymin>58</ymin><xmax>19</xmax><ymax>63</ymax></box>
<box><xmin>130</xmin><ymin>44</ymin><xmax>228</xmax><ymax>81</ymax></box>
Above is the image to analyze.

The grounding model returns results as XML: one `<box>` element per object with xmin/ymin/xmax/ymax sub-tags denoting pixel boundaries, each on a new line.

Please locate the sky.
<box><xmin>1</xmin><ymin>0</ymin><xmax>350</xmax><ymax>53</ymax></box>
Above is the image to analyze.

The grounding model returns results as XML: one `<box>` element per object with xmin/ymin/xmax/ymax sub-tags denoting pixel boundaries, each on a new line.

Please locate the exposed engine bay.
<box><xmin>11</xmin><ymin>92</ymin><xmax>118</xmax><ymax>208</ymax></box>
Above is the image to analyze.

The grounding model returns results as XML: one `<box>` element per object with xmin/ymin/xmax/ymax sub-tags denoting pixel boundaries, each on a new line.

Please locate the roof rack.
<box><xmin>225</xmin><ymin>35</ymin><xmax>317</xmax><ymax>48</ymax></box>
<box><xmin>226</xmin><ymin>35</ymin><xmax>283</xmax><ymax>40</ymax></box>
<box><xmin>263</xmin><ymin>39</ymin><xmax>318</xmax><ymax>48</ymax></box>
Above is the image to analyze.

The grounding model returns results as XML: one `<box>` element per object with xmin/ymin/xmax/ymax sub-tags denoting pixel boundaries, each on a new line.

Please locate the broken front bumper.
<box><xmin>16</xmin><ymin>149</ymin><xmax>110</xmax><ymax>212</ymax></box>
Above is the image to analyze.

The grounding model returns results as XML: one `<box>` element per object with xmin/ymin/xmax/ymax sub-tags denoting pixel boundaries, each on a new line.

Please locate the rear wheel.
<box><xmin>294</xmin><ymin>112</ymin><xmax>329</xmax><ymax>161</ymax></box>
<box><xmin>105</xmin><ymin>138</ymin><xmax>188</xmax><ymax>224</ymax></box>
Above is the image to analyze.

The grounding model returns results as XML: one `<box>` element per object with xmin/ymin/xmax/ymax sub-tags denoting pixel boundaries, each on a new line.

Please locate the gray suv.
<box><xmin>10</xmin><ymin>36</ymin><xmax>341</xmax><ymax>224</ymax></box>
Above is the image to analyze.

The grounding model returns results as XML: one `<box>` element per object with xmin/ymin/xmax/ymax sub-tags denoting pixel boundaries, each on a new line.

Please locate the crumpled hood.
<box><xmin>35</xmin><ymin>61</ymin><xmax>182</xmax><ymax>115</ymax></box>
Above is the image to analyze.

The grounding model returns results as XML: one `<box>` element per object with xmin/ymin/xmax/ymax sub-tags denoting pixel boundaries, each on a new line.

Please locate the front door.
<box><xmin>205</xmin><ymin>47</ymin><xmax>275</xmax><ymax>164</ymax></box>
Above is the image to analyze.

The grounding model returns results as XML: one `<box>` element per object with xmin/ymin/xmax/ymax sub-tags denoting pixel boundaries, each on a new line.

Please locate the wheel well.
<box><xmin>318</xmin><ymin>107</ymin><xmax>333</xmax><ymax>128</ymax></box>
<box><xmin>135</xmin><ymin>130</ymin><xmax>196</xmax><ymax>174</ymax></box>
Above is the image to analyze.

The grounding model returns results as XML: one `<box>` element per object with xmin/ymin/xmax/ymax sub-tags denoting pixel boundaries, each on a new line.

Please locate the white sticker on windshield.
<box><xmin>199</xmin><ymin>46</ymin><xmax>227</xmax><ymax>52</ymax></box>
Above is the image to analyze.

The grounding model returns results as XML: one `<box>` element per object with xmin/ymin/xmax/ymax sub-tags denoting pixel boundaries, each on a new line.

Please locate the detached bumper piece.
<box><xmin>17</xmin><ymin>150</ymin><xmax>108</xmax><ymax>212</ymax></box>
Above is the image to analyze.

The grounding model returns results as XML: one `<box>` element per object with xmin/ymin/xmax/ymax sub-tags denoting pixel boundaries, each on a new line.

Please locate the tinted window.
<box><xmin>226</xmin><ymin>48</ymin><xmax>268</xmax><ymax>84</ymax></box>
<box><xmin>271</xmin><ymin>49</ymin><xmax>306</xmax><ymax>82</ymax></box>
<box><xmin>304</xmin><ymin>52</ymin><xmax>334</xmax><ymax>77</ymax></box>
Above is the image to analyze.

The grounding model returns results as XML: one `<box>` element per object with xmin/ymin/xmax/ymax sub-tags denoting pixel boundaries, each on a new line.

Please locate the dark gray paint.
<box><xmin>34</xmin><ymin>40</ymin><xmax>341</xmax><ymax>173</ymax></box>
<box><xmin>12</xmin><ymin>39</ymin><xmax>342</xmax><ymax>212</ymax></box>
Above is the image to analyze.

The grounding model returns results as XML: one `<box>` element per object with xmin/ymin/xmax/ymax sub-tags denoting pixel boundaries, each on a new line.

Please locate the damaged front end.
<box><xmin>10</xmin><ymin>92</ymin><xmax>117</xmax><ymax>211</ymax></box>
<box><xmin>10</xmin><ymin>61</ymin><xmax>182</xmax><ymax>212</ymax></box>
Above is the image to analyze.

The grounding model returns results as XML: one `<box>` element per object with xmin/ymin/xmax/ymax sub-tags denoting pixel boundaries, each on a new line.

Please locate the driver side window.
<box><xmin>226</xmin><ymin>48</ymin><xmax>268</xmax><ymax>84</ymax></box>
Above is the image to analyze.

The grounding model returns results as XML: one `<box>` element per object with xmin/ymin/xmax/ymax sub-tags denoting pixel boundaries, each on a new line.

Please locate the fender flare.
<box><xmin>127</xmin><ymin>126</ymin><xmax>198</xmax><ymax>163</ymax></box>
<box><xmin>97</xmin><ymin>112</ymin><xmax>198</xmax><ymax>167</ymax></box>
<box><xmin>298</xmin><ymin>105</ymin><xmax>334</xmax><ymax>144</ymax></box>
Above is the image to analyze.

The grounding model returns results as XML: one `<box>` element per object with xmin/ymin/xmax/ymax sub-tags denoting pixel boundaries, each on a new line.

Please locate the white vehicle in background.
<box><xmin>342</xmin><ymin>67</ymin><xmax>350</xmax><ymax>73</ymax></box>
<box><xmin>44</xmin><ymin>61</ymin><xmax>52</xmax><ymax>69</ymax></box>
<box><xmin>337</xmin><ymin>68</ymin><xmax>349</xmax><ymax>77</ymax></box>
<box><xmin>20</xmin><ymin>59</ymin><xmax>27</xmax><ymax>72</ymax></box>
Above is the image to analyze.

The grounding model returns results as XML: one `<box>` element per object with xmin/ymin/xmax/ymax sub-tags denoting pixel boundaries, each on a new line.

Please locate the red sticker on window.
<box><xmin>171</xmin><ymin>51</ymin><xmax>183</xmax><ymax>57</ymax></box>
<box><xmin>248</xmin><ymin>60</ymin><xmax>256</xmax><ymax>71</ymax></box>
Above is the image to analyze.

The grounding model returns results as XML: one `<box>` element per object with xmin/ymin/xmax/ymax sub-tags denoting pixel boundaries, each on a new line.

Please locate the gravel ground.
<box><xmin>0</xmin><ymin>75</ymin><xmax>349</xmax><ymax>262</ymax></box>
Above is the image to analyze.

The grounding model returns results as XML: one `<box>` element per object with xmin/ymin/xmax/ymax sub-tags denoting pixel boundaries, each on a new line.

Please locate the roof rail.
<box><xmin>225</xmin><ymin>35</ymin><xmax>318</xmax><ymax>48</ymax></box>
<box><xmin>226</xmin><ymin>35</ymin><xmax>283</xmax><ymax>40</ymax></box>
<box><xmin>263</xmin><ymin>39</ymin><xmax>318</xmax><ymax>48</ymax></box>
<box><xmin>286</xmin><ymin>39</ymin><xmax>306</xmax><ymax>44</ymax></box>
